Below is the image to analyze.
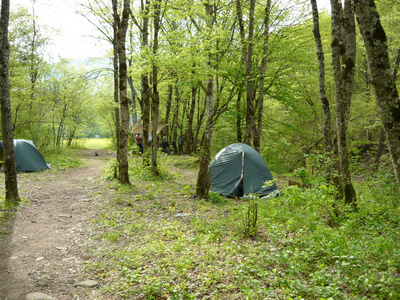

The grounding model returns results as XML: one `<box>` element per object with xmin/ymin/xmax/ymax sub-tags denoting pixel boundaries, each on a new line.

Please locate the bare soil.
<box><xmin>0</xmin><ymin>149</ymin><xmax>113</xmax><ymax>300</ymax></box>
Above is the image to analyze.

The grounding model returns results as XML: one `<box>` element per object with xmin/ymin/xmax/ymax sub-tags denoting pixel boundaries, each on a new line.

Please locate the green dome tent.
<box><xmin>209</xmin><ymin>143</ymin><xmax>278</xmax><ymax>197</ymax></box>
<box><xmin>0</xmin><ymin>139</ymin><xmax>50</xmax><ymax>172</ymax></box>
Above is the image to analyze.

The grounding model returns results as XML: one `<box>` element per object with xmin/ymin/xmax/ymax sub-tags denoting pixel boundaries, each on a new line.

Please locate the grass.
<box><xmin>69</xmin><ymin>138</ymin><xmax>114</xmax><ymax>150</ymax></box>
<box><xmin>1</xmin><ymin>145</ymin><xmax>399</xmax><ymax>298</ymax></box>
<box><xmin>83</xmin><ymin>154</ymin><xmax>400</xmax><ymax>299</ymax></box>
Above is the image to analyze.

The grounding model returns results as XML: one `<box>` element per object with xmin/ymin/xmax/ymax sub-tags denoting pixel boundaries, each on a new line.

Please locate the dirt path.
<box><xmin>0</xmin><ymin>149</ymin><xmax>112</xmax><ymax>300</ymax></box>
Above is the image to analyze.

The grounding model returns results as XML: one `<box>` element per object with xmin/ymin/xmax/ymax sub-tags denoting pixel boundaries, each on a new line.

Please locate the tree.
<box><xmin>195</xmin><ymin>1</ymin><xmax>216</xmax><ymax>197</ymax></box>
<box><xmin>44</xmin><ymin>61</ymin><xmax>92</xmax><ymax>147</ymax></box>
<box><xmin>310</xmin><ymin>0</ymin><xmax>333</xmax><ymax>158</ymax></box>
<box><xmin>354</xmin><ymin>0</ymin><xmax>400</xmax><ymax>191</ymax></box>
<box><xmin>331</xmin><ymin>0</ymin><xmax>357</xmax><ymax>205</ymax></box>
<box><xmin>236</xmin><ymin>0</ymin><xmax>256</xmax><ymax>147</ymax></box>
<box><xmin>0</xmin><ymin>0</ymin><xmax>20</xmax><ymax>203</ymax></box>
<box><xmin>113</xmin><ymin>0</ymin><xmax>131</xmax><ymax>184</ymax></box>
<box><xmin>253</xmin><ymin>0</ymin><xmax>272</xmax><ymax>152</ymax></box>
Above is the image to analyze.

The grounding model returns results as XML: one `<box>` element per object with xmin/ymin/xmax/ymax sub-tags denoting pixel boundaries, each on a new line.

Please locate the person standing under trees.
<box><xmin>178</xmin><ymin>132</ymin><xmax>185</xmax><ymax>155</ymax></box>
<box><xmin>136</xmin><ymin>134</ymin><xmax>143</xmax><ymax>153</ymax></box>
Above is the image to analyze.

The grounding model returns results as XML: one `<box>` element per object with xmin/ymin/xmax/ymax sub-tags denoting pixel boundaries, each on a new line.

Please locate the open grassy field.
<box><xmin>72</xmin><ymin>138</ymin><xmax>114</xmax><ymax>150</ymax></box>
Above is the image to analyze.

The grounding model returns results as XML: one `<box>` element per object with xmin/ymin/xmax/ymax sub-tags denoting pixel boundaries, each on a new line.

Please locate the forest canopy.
<box><xmin>4</xmin><ymin>0</ymin><xmax>400</xmax><ymax>194</ymax></box>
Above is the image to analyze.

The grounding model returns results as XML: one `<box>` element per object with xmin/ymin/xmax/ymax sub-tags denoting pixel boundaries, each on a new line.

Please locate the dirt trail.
<box><xmin>0</xmin><ymin>149</ymin><xmax>111</xmax><ymax>300</ymax></box>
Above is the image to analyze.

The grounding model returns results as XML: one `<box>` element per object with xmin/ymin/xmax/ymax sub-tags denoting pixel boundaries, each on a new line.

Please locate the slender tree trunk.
<box><xmin>150</xmin><ymin>0</ymin><xmax>161</xmax><ymax>176</ymax></box>
<box><xmin>310</xmin><ymin>0</ymin><xmax>334</xmax><ymax>181</ymax></box>
<box><xmin>172</xmin><ymin>83</ymin><xmax>180</xmax><ymax>143</ymax></box>
<box><xmin>140</xmin><ymin>0</ymin><xmax>151</xmax><ymax>159</ymax></box>
<box><xmin>127</xmin><ymin>74</ymin><xmax>137</xmax><ymax>126</ymax></box>
<box><xmin>112</xmin><ymin>0</ymin><xmax>120</xmax><ymax>179</ymax></box>
<box><xmin>331</xmin><ymin>0</ymin><xmax>357</xmax><ymax>205</ymax></box>
<box><xmin>196</xmin><ymin>74</ymin><xmax>213</xmax><ymax>197</ymax></box>
<box><xmin>165</xmin><ymin>83</ymin><xmax>173</xmax><ymax>136</ymax></box>
<box><xmin>0</xmin><ymin>0</ymin><xmax>20</xmax><ymax>203</ymax></box>
<box><xmin>236</xmin><ymin>87</ymin><xmax>243</xmax><ymax>143</ymax></box>
<box><xmin>355</xmin><ymin>0</ymin><xmax>400</xmax><ymax>191</ymax></box>
<box><xmin>194</xmin><ymin>88</ymin><xmax>205</xmax><ymax>154</ymax></box>
<box><xmin>237</xmin><ymin>0</ymin><xmax>256</xmax><ymax>146</ymax></box>
<box><xmin>253</xmin><ymin>0</ymin><xmax>271</xmax><ymax>153</ymax></box>
<box><xmin>196</xmin><ymin>2</ymin><xmax>215</xmax><ymax>197</ymax></box>
<box><xmin>185</xmin><ymin>83</ymin><xmax>197</xmax><ymax>154</ymax></box>
<box><xmin>116</xmin><ymin>0</ymin><xmax>131</xmax><ymax>184</ymax></box>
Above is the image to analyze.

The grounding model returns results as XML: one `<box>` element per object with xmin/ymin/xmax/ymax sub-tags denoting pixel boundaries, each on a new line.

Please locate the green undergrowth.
<box><xmin>42</xmin><ymin>147</ymin><xmax>85</xmax><ymax>171</ymax></box>
<box><xmin>84</xmin><ymin>154</ymin><xmax>400</xmax><ymax>299</ymax></box>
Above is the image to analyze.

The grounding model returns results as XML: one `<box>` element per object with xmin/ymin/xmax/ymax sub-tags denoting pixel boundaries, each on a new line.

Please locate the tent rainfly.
<box><xmin>209</xmin><ymin>143</ymin><xmax>278</xmax><ymax>197</ymax></box>
<box><xmin>0</xmin><ymin>139</ymin><xmax>51</xmax><ymax>172</ymax></box>
<box><xmin>132</xmin><ymin>121</ymin><xmax>167</xmax><ymax>134</ymax></box>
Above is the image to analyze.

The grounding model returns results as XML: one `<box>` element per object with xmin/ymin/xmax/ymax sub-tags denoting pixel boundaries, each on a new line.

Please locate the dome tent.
<box><xmin>209</xmin><ymin>143</ymin><xmax>278</xmax><ymax>197</ymax></box>
<box><xmin>0</xmin><ymin>139</ymin><xmax>50</xmax><ymax>172</ymax></box>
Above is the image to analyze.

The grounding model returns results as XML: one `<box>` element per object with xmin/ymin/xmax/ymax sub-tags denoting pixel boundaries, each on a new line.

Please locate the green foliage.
<box><xmin>204</xmin><ymin>191</ymin><xmax>228</xmax><ymax>204</ymax></box>
<box><xmin>42</xmin><ymin>148</ymin><xmax>85</xmax><ymax>171</ymax></box>
<box><xmin>83</xmin><ymin>156</ymin><xmax>400</xmax><ymax>299</ymax></box>
<box><xmin>294</xmin><ymin>167</ymin><xmax>312</xmax><ymax>187</ymax></box>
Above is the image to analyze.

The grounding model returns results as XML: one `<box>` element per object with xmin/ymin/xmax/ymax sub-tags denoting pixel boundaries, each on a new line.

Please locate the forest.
<box><xmin>1</xmin><ymin>0</ymin><xmax>400</xmax><ymax>299</ymax></box>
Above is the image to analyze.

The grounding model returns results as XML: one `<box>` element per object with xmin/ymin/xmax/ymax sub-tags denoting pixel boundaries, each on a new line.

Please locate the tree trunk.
<box><xmin>355</xmin><ymin>0</ymin><xmax>400</xmax><ymax>191</ymax></box>
<box><xmin>237</xmin><ymin>0</ymin><xmax>256</xmax><ymax>146</ymax></box>
<box><xmin>185</xmin><ymin>83</ymin><xmax>197</xmax><ymax>154</ymax></box>
<box><xmin>331</xmin><ymin>0</ymin><xmax>357</xmax><ymax>205</ymax></box>
<box><xmin>0</xmin><ymin>0</ymin><xmax>20</xmax><ymax>203</ymax></box>
<box><xmin>112</xmin><ymin>0</ymin><xmax>120</xmax><ymax>179</ymax></box>
<box><xmin>172</xmin><ymin>83</ymin><xmax>180</xmax><ymax>143</ymax></box>
<box><xmin>253</xmin><ymin>0</ymin><xmax>271</xmax><ymax>153</ymax></box>
<box><xmin>310</xmin><ymin>0</ymin><xmax>334</xmax><ymax>180</ymax></box>
<box><xmin>196</xmin><ymin>2</ymin><xmax>215</xmax><ymax>197</ymax></box>
<box><xmin>236</xmin><ymin>87</ymin><xmax>243</xmax><ymax>143</ymax></box>
<box><xmin>150</xmin><ymin>0</ymin><xmax>161</xmax><ymax>177</ymax></box>
<box><xmin>196</xmin><ymin>75</ymin><xmax>213</xmax><ymax>197</ymax></box>
<box><xmin>115</xmin><ymin>0</ymin><xmax>131</xmax><ymax>184</ymax></box>
<box><xmin>140</xmin><ymin>0</ymin><xmax>151</xmax><ymax>160</ymax></box>
<box><xmin>165</xmin><ymin>83</ymin><xmax>173</xmax><ymax>136</ymax></box>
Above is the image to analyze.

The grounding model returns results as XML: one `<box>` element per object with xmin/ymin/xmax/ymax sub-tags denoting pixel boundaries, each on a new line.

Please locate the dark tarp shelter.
<box><xmin>209</xmin><ymin>143</ymin><xmax>278</xmax><ymax>197</ymax></box>
<box><xmin>0</xmin><ymin>139</ymin><xmax>50</xmax><ymax>172</ymax></box>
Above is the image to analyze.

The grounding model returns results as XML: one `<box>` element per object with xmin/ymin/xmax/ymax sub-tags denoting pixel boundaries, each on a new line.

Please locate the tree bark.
<box><xmin>236</xmin><ymin>87</ymin><xmax>243</xmax><ymax>143</ymax></box>
<box><xmin>331</xmin><ymin>0</ymin><xmax>357</xmax><ymax>205</ymax></box>
<box><xmin>196</xmin><ymin>2</ymin><xmax>215</xmax><ymax>197</ymax></box>
<box><xmin>374</xmin><ymin>48</ymin><xmax>400</xmax><ymax>169</ymax></box>
<box><xmin>150</xmin><ymin>0</ymin><xmax>161</xmax><ymax>176</ymax></box>
<box><xmin>196</xmin><ymin>74</ymin><xmax>213</xmax><ymax>197</ymax></box>
<box><xmin>114</xmin><ymin>0</ymin><xmax>131</xmax><ymax>184</ymax></box>
<box><xmin>310</xmin><ymin>0</ymin><xmax>333</xmax><ymax>155</ymax></box>
<box><xmin>185</xmin><ymin>76</ymin><xmax>197</xmax><ymax>154</ymax></box>
<box><xmin>112</xmin><ymin>0</ymin><xmax>120</xmax><ymax>177</ymax></box>
<box><xmin>0</xmin><ymin>0</ymin><xmax>20</xmax><ymax>203</ymax></box>
<box><xmin>236</xmin><ymin>0</ymin><xmax>256</xmax><ymax>146</ymax></box>
<box><xmin>140</xmin><ymin>0</ymin><xmax>151</xmax><ymax>160</ymax></box>
<box><xmin>310</xmin><ymin>0</ymin><xmax>335</xmax><ymax>185</ymax></box>
<box><xmin>253</xmin><ymin>0</ymin><xmax>272</xmax><ymax>153</ymax></box>
<box><xmin>355</xmin><ymin>0</ymin><xmax>400</xmax><ymax>191</ymax></box>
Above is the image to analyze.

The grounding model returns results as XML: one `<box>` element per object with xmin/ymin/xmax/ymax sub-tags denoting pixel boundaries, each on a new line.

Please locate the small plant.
<box><xmin>242</xmin><ymin>195</ymin><xmax>258</xmax><ymax>237</ymax></box>
<box><xmin>206</xmin><ymin>191</ymin><xmax>228</xmax><ymax>204</ymax></box>
<box><xmin>102</xmin><ymin>158</ymin><xmax>118</xmax><ymax>181</ymax></box>
<box><xmin>294</xmin><ymin>167</ymin><xmax>311</xmax><ymax>187</ymax></box>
